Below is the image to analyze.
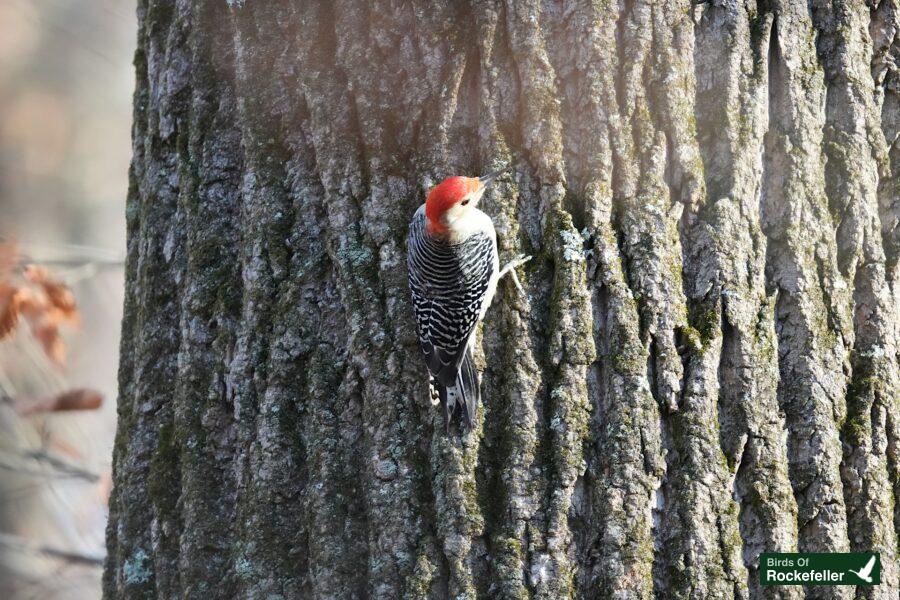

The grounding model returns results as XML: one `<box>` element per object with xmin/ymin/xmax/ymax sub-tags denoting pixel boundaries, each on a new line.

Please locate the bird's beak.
<box><xmin>478</xmin><ymin>169</ymin><xmax>504</xmax><ymax>187</ymax></box>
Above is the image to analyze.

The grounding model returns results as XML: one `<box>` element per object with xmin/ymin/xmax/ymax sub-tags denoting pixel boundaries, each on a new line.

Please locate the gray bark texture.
<box><xmin>104</xmin><ymin>0</ymin><xmax>900</xmax><ymax>598</ymax></box>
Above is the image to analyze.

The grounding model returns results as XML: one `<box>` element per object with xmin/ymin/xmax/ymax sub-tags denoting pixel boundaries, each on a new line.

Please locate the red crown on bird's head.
<box><xmin>425</xmin><ymin>176</ymin><xmax>482</xmax><ymax>235</ymax></box>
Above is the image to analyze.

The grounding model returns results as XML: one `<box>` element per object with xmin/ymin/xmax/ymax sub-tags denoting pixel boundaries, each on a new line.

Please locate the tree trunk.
<box><xmin>104</xmin><ymin>1</ymin><xmax>900</xmax><ymax>598</ymax></box>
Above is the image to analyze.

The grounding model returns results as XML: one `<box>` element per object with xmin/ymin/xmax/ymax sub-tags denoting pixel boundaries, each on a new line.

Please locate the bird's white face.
<box><xmin>442</xmin><ymin>185</ymin><xmax>486</xmax><ymax>230</ymax></box>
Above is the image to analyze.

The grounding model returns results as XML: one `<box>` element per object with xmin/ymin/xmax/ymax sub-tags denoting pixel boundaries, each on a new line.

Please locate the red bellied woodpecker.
<box><xmin>407</xmin><ymin>172</ymin><xmax>530</xmax><ymax>429</ymax></box>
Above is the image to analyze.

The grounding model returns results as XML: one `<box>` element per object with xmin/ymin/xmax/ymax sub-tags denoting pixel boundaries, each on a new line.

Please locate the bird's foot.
<box><xmin>500</xmin><ymin>254</ymin><xmax>532</xmax><ymax>295</ymax></box>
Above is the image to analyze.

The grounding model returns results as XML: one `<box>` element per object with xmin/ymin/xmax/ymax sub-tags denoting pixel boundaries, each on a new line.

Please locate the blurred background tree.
<box><xmin>0</xmin><ymin>1</ymin><xmax>134</xmax><ymax>597</ymax></box>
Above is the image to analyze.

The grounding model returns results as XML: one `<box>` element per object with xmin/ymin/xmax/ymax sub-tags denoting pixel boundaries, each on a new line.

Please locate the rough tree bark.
<box><xmin>104</xmin><ymin>1</ymin><xmax>900</xmax><ymax>598</ymax></box>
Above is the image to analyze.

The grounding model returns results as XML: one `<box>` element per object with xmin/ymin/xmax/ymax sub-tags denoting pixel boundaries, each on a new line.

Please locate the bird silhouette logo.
<box><xmin>848</xmin><ymin>555</ymin><xmax>877</xmax><ymax>583</ymax></box>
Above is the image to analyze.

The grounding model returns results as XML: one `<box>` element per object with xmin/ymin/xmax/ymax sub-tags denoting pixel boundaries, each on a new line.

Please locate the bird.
<box><xmin>407</xmin><ymin>171</ymin><xmax>530</xmax><ymax>430</ymax></box>
<box><xmin>848</xmin><ymin>555</ymin><xmax>877</xmax><ymax>583</ymax></box>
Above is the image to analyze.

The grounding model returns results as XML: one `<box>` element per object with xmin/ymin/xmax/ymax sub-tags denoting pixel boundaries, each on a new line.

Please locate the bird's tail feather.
<box><xmin>459</xmin><ymin>349</ymin><xmax>479</xmax><ymax>426</ymax></box>
<box><xmin>434</xmin><ymin>348</ymin><xmax>480</xmax><ymax>432</ymax></box>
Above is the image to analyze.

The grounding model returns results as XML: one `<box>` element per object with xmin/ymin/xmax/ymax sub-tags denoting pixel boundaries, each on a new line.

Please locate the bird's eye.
<box><xmin>461</xmin><ymin>199</ymin><xmax>470</xmax><ymax>206</ymax></box>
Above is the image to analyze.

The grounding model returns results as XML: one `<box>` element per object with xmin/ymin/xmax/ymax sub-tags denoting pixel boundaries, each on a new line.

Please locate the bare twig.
<box><xmin>0</xmin><ymin>449</ymin><xmax>100</xmax><ymax>483</ymax></box>
<box><xmin>0</xmin><ymin>238</ymin><xmax>124</xmax><ymax>266</ymax></box>
<box><xmin>23</xmin><ymin>450</ymin><xmax>101</xmax><ymax>482</ymax></box>
<box><xmin>0</xmin><ymin>532</ymin><xmax>104</xmax><ymax>567</ymax></box>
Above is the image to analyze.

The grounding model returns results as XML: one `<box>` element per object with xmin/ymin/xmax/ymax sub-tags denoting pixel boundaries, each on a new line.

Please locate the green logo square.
<box><xmin>760</xmin><ymin>553</ymin><xmax>880</xmax><ymax>586</ymax></box>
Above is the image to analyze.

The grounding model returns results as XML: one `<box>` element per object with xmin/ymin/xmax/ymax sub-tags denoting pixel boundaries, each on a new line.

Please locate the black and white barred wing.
<box><xmin>407</xmin><ymin>213</ymin><xmax>494</xmax><ymax>387</ymax></box>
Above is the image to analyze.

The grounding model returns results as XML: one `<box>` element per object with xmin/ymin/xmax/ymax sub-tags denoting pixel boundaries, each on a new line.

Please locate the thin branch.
<box><xmin>0</xmin><ymin>532</ymin><xmax>104</xmax><ymax>567</ymax></box>
<box><xmin>1</xmin><ymin>238</ymin><xmax>124</xmax><ymax>265</ymax></box>
<box><xmin>0</xmin><ymin>448</ymin><xmax>100</xmax><ymax>483</ymax></box>
<box><xmin>23</xmin><ymin>450</ymin><xmax>101</xmax><ymax>482</ymax></box>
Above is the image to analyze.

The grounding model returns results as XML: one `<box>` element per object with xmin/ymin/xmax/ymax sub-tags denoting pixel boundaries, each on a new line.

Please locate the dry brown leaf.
<box><xmin>0</xmin><ymin>258</ymin><xmax>79</xmax><ymax>365</ymax></box>
<box><xmin>42</xmin><ymin>281</ymin><xmax>78</xmax><ymax>321</ymax></box>
<box><xmin>0</xmin><ymin>283</ymin><xmax>20</xmax><ymax>339</ymax></box>
<box><xmin>52</xmin><ymin>388</ymin><xmax>103</xmax><ymax>411</ymax></box>
<box><xmin>22</xmin><ymin>264</ymin><xmax>48</xmax><ymax>283</ymax></box>
<box><xmin>44</xmin><ymin>336</ymin><xmax>66</xmax><ymax>367</ymax></box>
<box><xmin>11</xmin><ymin>388</ymin><xmax>103</xmax><ymax>415</ymax></box>
<box><xmin>32</xmin><ymin>320</ymin><xmax>65</xmax><ymax>367</ymax></box>
<box><xmin>14</xmin><ymin>286</ymin><xmax>43</xmax><ymax>317</ymax></box>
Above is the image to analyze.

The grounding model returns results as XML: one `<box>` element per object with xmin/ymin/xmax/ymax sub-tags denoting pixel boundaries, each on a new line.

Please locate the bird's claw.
<box><xmin>501</xmin><ymin>254</ymin><xmax>532</xmax><ymax>295</ymax></box>
<box><xmin>511</xmin><ymin>254</ymin><xmax>532</xmax><ymax>268</ymax></box>
<box><xmin>510</xmin><ymin>271</ymin><xmax>525</xmax><ymax>294</ymax></box>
